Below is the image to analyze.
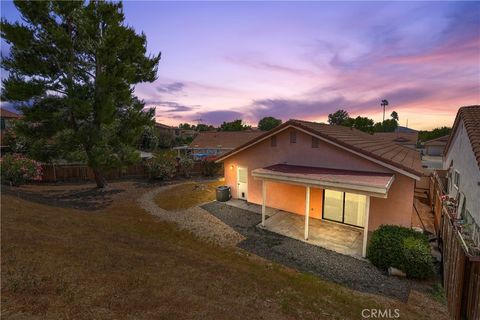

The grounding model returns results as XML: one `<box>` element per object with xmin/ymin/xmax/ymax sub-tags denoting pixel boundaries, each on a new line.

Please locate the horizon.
<box><xmin>1</xmin><ymin>1</ymin><xmax>479</xmax><ymax>130</ymax></box>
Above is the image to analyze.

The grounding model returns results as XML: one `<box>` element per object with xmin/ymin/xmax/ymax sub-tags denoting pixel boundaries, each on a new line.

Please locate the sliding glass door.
<box><xmin>323</xmin><ymin>190</ymin><xmax>344</xmax><ymax>222</ymax></box>
<box><xmin>323</xmin><ymin>190</ymin><xmax>366</xmax><ymax>227</ymax></box>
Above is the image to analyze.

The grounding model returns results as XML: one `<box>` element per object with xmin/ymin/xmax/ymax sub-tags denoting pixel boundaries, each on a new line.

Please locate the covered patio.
<box><xmin>252</xmin><ymin>164</ymin><xmax>395</xmax><ymax>258</ymax></box>
<box><xmin>261</xmin><ymin>210</ymin><xmax>364</xmax><ymax>258</ymax></box>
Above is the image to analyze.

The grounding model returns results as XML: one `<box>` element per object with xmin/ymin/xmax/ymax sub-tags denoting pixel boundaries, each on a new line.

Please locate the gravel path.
<box><xmin>201</xmin><ymin>201</ymin><xmax>412</xmax><ymax>301</ymax></box>
<box><xmin>137</xmin><ymin>183</ymin><xmax>245</xmax><ymax>247</ymax></box>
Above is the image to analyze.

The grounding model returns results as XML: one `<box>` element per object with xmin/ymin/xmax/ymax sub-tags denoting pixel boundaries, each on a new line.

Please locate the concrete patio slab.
<box><xmin>224</xmin><ymin>199</ymin><xmax>364</xmax><ymax>259</ymax></box>
<box><xmin>261</xmin><ymin>211</ymin><xmax>364</xmax><ymax>259</ymax></box>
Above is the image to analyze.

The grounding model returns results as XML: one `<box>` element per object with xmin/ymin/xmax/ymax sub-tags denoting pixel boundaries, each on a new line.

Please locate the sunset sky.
<box><xmin>1</xmin><ymin>1</ymin><xmax>479</xmax><ymax>130</ymax></box>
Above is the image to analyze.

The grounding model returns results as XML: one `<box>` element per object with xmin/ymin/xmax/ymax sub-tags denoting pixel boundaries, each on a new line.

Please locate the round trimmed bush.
<box><xmin>367</xmin><ymin>225</ymin><xmax>434</xmax><ymax>279</ymax></box>
<box><xmin>402</xmin><ymin>237</ymin><xmax>434</xmax><ymax>279</ymax></box>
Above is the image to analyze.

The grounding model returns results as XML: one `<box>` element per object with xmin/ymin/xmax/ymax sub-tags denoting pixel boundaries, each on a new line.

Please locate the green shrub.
<box><xmin>146</xmin><ymin>151</ymin><xmax>177</xmax><ymax>180</ymax></box>
<box><xmin>402</xmin><ymin>237</ymin><xmax>434</xmax><ymax>279</ymax></box>
<box><xmin>178</xmin><ymin>157</ymin><xmax>194</xmax><ymax>178</ymax></box>
<box><xmin>367</xmin><ymin>225</ymin><xmax>434</xmax><ymax>279</ymax></box>
<box><xmin>0</xmin><ymin>154</ymin><xmax>43</xmax><ymax>186</ymax></box>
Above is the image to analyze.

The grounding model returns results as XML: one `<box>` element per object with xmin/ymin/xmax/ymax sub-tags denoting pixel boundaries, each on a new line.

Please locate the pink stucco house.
<box><xmin>216</xmin><ymin>119</ymin><xmax>423</xmax><ymax>258</ymax></box>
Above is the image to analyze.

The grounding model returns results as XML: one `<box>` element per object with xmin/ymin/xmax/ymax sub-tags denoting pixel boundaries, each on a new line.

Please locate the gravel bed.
<box><xmin>201</xmin><ymin>201</ymin><xmax>412</xmax><ymax>301</ymax></box>
<box><xmin>138</xmin><ymin>184</ymin><xmax>245</xmax><ymax>247</ymax></box>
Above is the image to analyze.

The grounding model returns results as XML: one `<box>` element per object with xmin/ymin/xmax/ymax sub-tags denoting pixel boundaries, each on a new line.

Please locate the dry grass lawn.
<box><xmin>1</xmin><ymin>181</ymin><xmax>449</xmax><ymax>319</ymax></box>
<box><xmin>155</xmin><ymin>180</ymin><xmax>223</xmax><ymax>211</ymax></box>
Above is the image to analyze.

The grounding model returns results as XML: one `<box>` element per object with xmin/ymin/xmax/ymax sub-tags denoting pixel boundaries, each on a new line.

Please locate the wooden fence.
<box><xmin>441</xmin><ymin>209</ymin><xmax>480</xmax><ymax>320</ymax></box>
<box><xmin>429</xmin><ymin>170</ymin><xmax>480</xmax><ymax>320</ymax></box>
<box><xmin>430</xmin><ymin>170</ymin><xmax>448</xmax><ymax>234</ymax></box>
<box><xmin>41</xmin><ymin>164</ymin><xmax>148</xmax><ymax>182</ymax></box>
<box><xmin>40</xmin><ymin>161</ymin><xmax>223</xmax><ymax>182</ymax></box>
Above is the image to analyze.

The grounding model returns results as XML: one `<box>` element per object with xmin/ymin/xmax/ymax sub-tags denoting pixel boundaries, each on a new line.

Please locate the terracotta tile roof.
<box><xmin>217</xmin><ymin>119</ymin><xmax>423</xmax><ymax>178</ymax></box>
<box><xmin>444</xmin><ymin>105</ymin><xmax>480</xmax><ymax>169</ymax></box>
<box><xmin>373</xmin><ymin>132</ymin><xmax>418</xmax><ymax>144</ymax></box>
<box><xmin>424</xmin><ymin>135</ymin><xmax>449</xmax><ymax>146</ymax></box>
<box><xmin>190</xmin><ymin>131</ymin><xmax>263</xmax><ymax>149</ymax></box>
<box><xmin>0</xmin><ymin>108</ymin><xmax>21</xmax><ymax>118</ymax></box>
<box><xmin>253</xmin><ymin>164</ymin><xmax>395</xmax><ymax>191</ymax></box>
<box><xmin>291</xmin><ymin>120</ymin><xmax>422</xmax><ymax>177</ymax></box>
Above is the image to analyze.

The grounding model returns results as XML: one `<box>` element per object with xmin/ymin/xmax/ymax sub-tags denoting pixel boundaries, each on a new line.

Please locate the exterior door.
<box><xmin>237</xmin><ymin>166</ymin><xmax>248</xmax><ymax>200</ymax></box>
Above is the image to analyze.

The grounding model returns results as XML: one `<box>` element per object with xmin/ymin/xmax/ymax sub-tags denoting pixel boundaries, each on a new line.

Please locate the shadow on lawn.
<box><xmin>3</xmin><ymin>186</ymin><xmax>125</xmax><ymax>211</ymax></box>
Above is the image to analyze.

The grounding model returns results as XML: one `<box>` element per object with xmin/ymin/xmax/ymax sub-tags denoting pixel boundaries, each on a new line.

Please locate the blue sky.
<box><xmin>2</xmin><ymin>1</ymin><xmax>479</xmax><ymax>129</ymax></box>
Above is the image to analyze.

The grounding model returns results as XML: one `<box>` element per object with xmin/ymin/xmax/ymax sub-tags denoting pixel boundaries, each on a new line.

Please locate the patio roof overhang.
<box><xmin>252</xmin><ymin>164</ymin><xmax>395</xmax><ymax>198</ymax></box>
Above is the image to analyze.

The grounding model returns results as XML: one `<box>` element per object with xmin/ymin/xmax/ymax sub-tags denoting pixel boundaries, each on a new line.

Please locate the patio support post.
<box><xmin>261</xmin><ymin>180</ymin><xmax>266</xmax><ymax>227</ymax></box>
<box><xmin>362</xmin><ymin>196</ymin><xmax>371</xmax><ymax>258</ymax></box>
<box><xmin>304</xmin><ymin>186</ymin><xmax>310</xmax><ymax>240</ymax></box>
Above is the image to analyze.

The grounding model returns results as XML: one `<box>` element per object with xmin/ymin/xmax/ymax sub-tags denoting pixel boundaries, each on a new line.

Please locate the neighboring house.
<box><xmin>443</xmin><ymin>105</ymin><xmax>480</xmax><ymax>244</ymax></box>
<box><xmin>154</xmin><ymin>122</ymin><xmax>196</xmax><ymax>139</ymax></box>
<box><xmin>0</xmin><ymin>108</ymin><xmax>21</xmax><ymax>151</ymax></box>
<box><xmin>424</xmin><ymin>135</ymin><xmax>449</xmax><ymax>156</ymax></box>
<box><xmin>216</xmin><ymin>119</ymin><xmax>422</xmax><ymax>258</ymax></box>
<box><xmin>421</xmin><ymin>135</ymin><xmax>449</xmax><ymax>171</ymax></box>
<box><xmin>155</xmin><ymin>122</ymin><xmax>179</xmax><ymax>137</ymax></box>
<box><xmin>190</xmin><ymin>131</ymin><xmax>263</xmax><ymax>160</ymax></box>
<box><xmin>373</xmin><ymin>131</ymin><xmax>419</xmax><ymax>150</ymax></box>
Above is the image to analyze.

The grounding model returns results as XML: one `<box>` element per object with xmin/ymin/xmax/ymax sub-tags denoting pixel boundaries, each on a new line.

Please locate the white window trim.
<box><xmin>453</xmin><ymin>169</ymin><xmax>460</xmax><ymax>190</ymax></box>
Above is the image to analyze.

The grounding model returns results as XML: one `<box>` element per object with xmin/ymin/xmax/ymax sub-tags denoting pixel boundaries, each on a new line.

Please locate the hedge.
<box><xmin>367</xmin><ymin>225</ymin><xmax>434</xmax><ymax>279</ymax></box>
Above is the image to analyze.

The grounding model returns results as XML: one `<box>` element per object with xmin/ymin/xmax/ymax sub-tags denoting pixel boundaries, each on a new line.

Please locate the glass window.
<box><xmin>0</xmin><ymin>118</ymin><xmax>5</xmax><ymax>130</ymax></box>
<box><xmin>311</xmin><ymin>137</ymin><xmax>319</xmax><ymax>148</ymax></box>
<box><xmin>454</xmin><ymin>170</ymin><xmax>460</xmax><ymax>188</ymax></box>
<box><xmin>323</xmin><ymin>190</ymin><xmax>343</xmax><ymax>222</ymax></box>
<box><xmin>344</xmin><ymin>193</ymin><xmax>366</xmax><ymax>227</ymax></box>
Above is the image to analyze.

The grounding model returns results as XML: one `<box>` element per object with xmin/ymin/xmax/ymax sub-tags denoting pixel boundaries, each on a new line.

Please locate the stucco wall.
<box><xmin>425</xmin><ymin>145</ymin><xmax>444</xmax><ymax>156</ymax></box>
<box><xmin>444</xmin><ymin>120</ymin><xmax>480</xmax><ymax>227</ymax></box>
<box><xmin>222</xmin><ymin>127</ymin><xmax>415</xmax><ymax>231</ymax></box>
<box><xmin>369</xmin><ymin>174</ymin><xmax>414</xmax><ymax>229</ymax></box>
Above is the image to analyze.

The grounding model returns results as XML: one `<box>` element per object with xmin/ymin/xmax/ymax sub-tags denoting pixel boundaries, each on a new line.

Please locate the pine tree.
<box><xmin>1</xmin><ymin>1</ymin><xmax>161</xmax><ymax>187</ymax></box>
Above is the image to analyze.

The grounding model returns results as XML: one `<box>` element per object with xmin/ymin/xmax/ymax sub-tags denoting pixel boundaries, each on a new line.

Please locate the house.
<box><xmin>216</xmin><ymin>119</ymin><xmax>422</xmax><ymax>258</ymax></box>
<box><xmin>373</xmin><ymin>131</ymin><xmax>419</xmax><ymax>150</ymax></box>
<box><xmin>0</xmin><ymin>108</ymin><xmax>21</xmax><ymax>150</ymax></box>
<box><xmin>155</xmin><ymin>122</ymin><xmax>179</xmax><ymax>137</ymax></box>
<box><xmin>442</xmin><ymin>105</ymin><xmax>480</xmax><ymax>245</ymax></box>
<box><xmin>189</xmin><ymin>131</ymin><xmax>263</xmax><ymax>160</ymax></box>
<box><xmin>154</xmin><ymin>122</ymin><xmax>196</xmax><ymax>139</ymax></box>
<box><xmin>424</xmin><ymin>135</ymin><xmax>449</xmax><ymax>156</ymax></box>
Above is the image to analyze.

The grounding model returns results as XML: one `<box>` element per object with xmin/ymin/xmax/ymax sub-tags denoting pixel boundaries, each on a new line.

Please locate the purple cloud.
<box><xmin>156</xmin><ymin>82</ymin><xmax>185</xmax><ymax>94</ymax></box>
<box><xmin>193</xmin><ymin>110</ymin><xmax>244</xmax><ymax>126</ymax></box>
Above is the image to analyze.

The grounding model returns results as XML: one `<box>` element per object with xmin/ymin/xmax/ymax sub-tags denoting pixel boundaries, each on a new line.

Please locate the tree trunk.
<box><xmin>93</xmin><ymin>168</ymin><xmax>107</xmax><ymax>188</ymax></box>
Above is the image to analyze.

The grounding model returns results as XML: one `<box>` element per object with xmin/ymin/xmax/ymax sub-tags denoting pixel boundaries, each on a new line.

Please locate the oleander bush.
<box><xmin>367</xmin><ymin>225</ymin><xmax>434</xmax><ymax>279</ymax></box>
<box><xmin>146</xmin><ymin>151</ymin><xmax>177</xmax><ymax>180</ymax></box>
<box><xmin>0</xmin><ymin>154</ymin><xmax>43</xmax><ymax>186</ymax></box>
<box><xmin>178</xmin><ymin>157</ymin><xmax>194</xmax><ymax>178</ymax></box>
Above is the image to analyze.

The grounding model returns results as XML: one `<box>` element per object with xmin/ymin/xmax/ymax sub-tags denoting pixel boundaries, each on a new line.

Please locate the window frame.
<box><xmin>322</xmin><ymin>190</ymin><xmax>365</xmax><ymax>228</ymax></box>
<box><xmin>453</xmin><ymin>170</ymin><xmax>460</xmax><ymax>189</ymax></box>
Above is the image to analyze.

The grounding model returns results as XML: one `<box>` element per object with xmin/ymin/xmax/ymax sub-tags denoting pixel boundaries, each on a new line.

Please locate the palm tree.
<box><xmin>381</xmin><ymin>99</ymin><xmax>389</xmax><ymax>122</ymax></box>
